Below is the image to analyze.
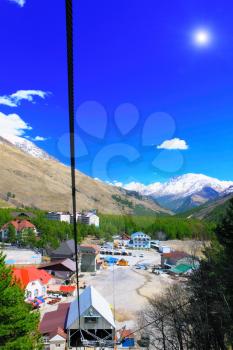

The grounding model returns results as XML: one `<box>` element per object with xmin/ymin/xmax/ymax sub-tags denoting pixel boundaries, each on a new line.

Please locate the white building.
<box><xmin>47</xmin><ymin>212</ymin><xmax>71</xmax><ymax>223</ymax></box>
<box><xmin>67</xmin><ymin>286</ymin><xmax>115</xmax><ymax>348</ymax></box>
<box><xmin>71</xmin><ymin>212</ymin><xmax>100</xmax><ymax>227</ymax></box>
<box><xmin>13</xmin><ymin>266</ymin><xmax>53</xmax><ymax>301</ymax></box>
<box><xmin>81</xmin><ymin>212</ymin><xmax>99</xmax><ymax>227</ymax></box>
<box><xmin>47</xmin><ymin>211</ymin><xmax>100</xmax><ymax>227</ymax></box>
<box><xmin>129</xmin><ymin>232</ymin><xmax>151</xmax><ymax>249</ymax></box>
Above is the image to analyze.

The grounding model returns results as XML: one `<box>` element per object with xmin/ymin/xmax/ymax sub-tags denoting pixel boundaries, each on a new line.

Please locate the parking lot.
<box><xmin>81</xmin><ymin>250</ymin><xmax>175</xmax><ymax>328</ymax></box>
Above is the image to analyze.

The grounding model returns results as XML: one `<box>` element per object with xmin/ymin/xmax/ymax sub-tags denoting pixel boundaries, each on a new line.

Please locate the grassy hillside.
<box><xmin>177</xmin><ymin>194</ymin><xmax>233</xmax><ymax>223</ymax></box>
<box><xmin>0</xmin><ymin>140</ymin><xmax>171</xmax><ymax>215</ymax></box>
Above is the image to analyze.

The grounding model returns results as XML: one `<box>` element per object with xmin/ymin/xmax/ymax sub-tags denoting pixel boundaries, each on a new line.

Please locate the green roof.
<box><xmin>170</xmin><ymin>264</ymin><xmax>193</xmax><ymax>274</ymax></box>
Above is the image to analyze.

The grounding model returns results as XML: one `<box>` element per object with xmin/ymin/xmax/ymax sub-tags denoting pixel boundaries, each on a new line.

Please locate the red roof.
<box><xmin>13</xmin><ymin>267</ymin><xmax>52</xmax><ymax>288</ymax></box>
<box><xmin>1</xmin><ymin>220</ymin><xmax>36</xmax><ymax>232</ymax></box>
<box><xmin>40</xmin><ymin>303</ymin><xmax>70</xmax><ymax>338</ymax></box>
<box><xmin>59</xmin><ymin>285</ymin><xmax>76</xmax><ymax>293</ymax></box>
<box><xmin>162</xmin><ymin>251</ymin><xmax>190</xmax><ymax>259</ymax></box>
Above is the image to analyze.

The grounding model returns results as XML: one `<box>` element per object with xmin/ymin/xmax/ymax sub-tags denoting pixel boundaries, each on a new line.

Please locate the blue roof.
<box><xmin>104</xmin><ymin>256</ymin><xmax>118</xmax><ymax>264</ymax></box>
<box><xmin>131</xmin><ymin>232</ymin><xmax>151</xmax><ymax>239</ymax></box>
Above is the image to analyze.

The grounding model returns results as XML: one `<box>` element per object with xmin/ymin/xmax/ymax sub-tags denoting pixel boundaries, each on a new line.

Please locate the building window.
<box><xmin>43</xmin><ymin>336</ymin><xmax>49</xmax><ymax>343</ymax></box>
<box><xmin>84</xmin><ymin>317</ymin><xmax>98</xmax><ymax>324</ymax></box>
<box><xmin>26</xmin><ymin>290</ymin><xmax>32</xmax><ymax>298</ymax></box>
<box><xmin>34</xmin><ymin>289</ymin><xmax>39</xmax><ymax>297</ymax></box>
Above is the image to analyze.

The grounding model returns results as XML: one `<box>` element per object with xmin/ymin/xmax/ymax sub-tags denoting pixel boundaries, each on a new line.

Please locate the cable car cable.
<box><xmin>65</xmin><ymin>0</ymin><xmax>81</xmax><ymax>338</ymax></box>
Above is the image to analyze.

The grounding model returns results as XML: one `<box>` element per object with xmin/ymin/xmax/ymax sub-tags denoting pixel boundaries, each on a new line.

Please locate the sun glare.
<box><xmin>194</xmin><ymin>29</ymin><xmax>211</xmax><ymax>46</ymax></box>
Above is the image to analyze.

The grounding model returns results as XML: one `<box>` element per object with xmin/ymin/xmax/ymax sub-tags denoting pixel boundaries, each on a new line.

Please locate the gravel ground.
<box><xmin>81</xmin><ymin>250</ymin><xmax>175</xmax><ymax>327</ymax></box>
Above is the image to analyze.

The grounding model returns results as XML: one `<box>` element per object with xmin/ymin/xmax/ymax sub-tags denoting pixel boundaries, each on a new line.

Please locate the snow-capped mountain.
<box><xmin>0</xmin><ymin>135</ymin><xmax>50</xmax><ymax>160</ymax></box>
<box><xmin>124</xmin><ymin>174</ymin><xmax>233</xmax><ymax>212</ymax></box>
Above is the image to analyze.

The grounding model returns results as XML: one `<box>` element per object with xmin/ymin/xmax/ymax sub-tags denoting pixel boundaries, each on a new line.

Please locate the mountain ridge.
<box><xmin>0</xmin><ymin>136</ymin><xmax>171</xmax><ymax>215</ymax></box>
<box><xmin>123</xmin><ymin>173</ymin><xmax>233</xmax><ymax>212</ymax></box>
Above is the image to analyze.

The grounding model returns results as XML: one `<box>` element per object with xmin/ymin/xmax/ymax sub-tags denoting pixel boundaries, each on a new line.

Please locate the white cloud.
<box><xmin>32</xmin><ymin>136</ymin><xmax>47</xmax><ymax>142</ymax></box>
<box><xmin>0</xmin><ymin>112</ymin><xmax>47</xmax><ymax>143</ymax></box>
<box><xmin>0</xmin><ymin>112</ymin><xmax>32</xmax><ymax>138</ymax></box>
<box><xmin>8</xmin><ymin>0</ymin><xmax>26</xmax><ymax>7</ymax></box>
<box><xmin>0</xmin><ymin>96</ymin><xmax>17</xmax><ymax>107</ymax></box>
<box><xmin>0</xmin><ymin>90</ymin><xmax>49</xmax><ymax>107</ymax></box>
<box><xmin>157</xmin><ymin>138</ymin><xmax>189</xmax><ymax>150</ymax></box>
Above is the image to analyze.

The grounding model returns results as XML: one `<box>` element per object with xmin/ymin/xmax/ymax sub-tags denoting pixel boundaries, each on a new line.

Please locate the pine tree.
<box><xmin>0</xmin><ymin>253</ymin><xmax>42</xmax><ymax>349</ymax></box>
<box><xmin>7</xmin><ymin>224</ymin><xmax>16</xmax><ymax>244</ymax></box>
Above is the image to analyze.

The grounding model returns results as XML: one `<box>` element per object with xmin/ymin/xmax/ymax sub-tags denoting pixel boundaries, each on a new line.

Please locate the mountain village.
<box><xmin>0</xmin><ymin>206</ymin><xmax>203</xmax><ymax>350</ymax></box>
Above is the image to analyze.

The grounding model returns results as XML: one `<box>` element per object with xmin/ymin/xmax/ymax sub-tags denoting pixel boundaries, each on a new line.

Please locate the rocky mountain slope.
<box><xmin>180</xmin><ymin>192</ymin><xmax>233</xmax><ymax>222</ymax></box>
<box><xmin>0</xmin><ymin>137</ymin><xmax>171</xmax><ymax>215</ymax></box>
<box><xmin>124</xmin><ymin>174</ymin><xmax>233</xmax><ymax>212</ymax></box>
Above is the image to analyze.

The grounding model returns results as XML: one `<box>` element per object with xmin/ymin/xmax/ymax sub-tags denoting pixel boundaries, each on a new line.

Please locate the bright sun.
<box><xmin>194</xmin><ymin>30</ymin><xmax>211</xmax><ymax>46</ymax></box>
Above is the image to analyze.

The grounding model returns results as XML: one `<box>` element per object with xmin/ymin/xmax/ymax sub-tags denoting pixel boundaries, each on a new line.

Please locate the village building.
<box><xmin>49</xmin><ymin>240</ymin><xmax>76</xmax><ymax>260</ymax></box>
<box><xmin>159</xmin><ymin>245</ymin><xmax>171</xmax><ymax>254</ymax></box>
<box><xmin>71</xmin><ymin>211</ymin><xmax>100</xmax><ymax>227</ymax></box>
<box><xmin>46</xmin><ymin>212</ymin><xmax>71</xmax><ymax>223</ymax></box>
<box><xmin>13</xmin><ymin>266</ymin><xmax>53</xmax><ymax>301</ymax></box>
<box><xmin>161</xmin><ymin>251</ymin><xmax>196</xmax><ymax>269</ymax></box>
<box><xmin>66</xmin><ymin>286</ymin><xmax>116</xmax><ymax>348</ymax></box>
<box><xmin>49</xmin><ymin>240</ymin><xmax>100</xmax><ymax>273</ymax></box>
<box><xmin>114</xmin><ymin>234</ymin><xmax>131</xmax><ymax>248</ymax></box>
<box><xmin>128</xmin><ymin>232</ymin><xmax>151</xmax><ymax>249</ymax></box>
<box><xmin>40</xmin><ymin>303</ymin><xmax>70</xmax><ymax>350</ymax></box>
<box><xmin>0</xmin><ymin>219</ymin><xmax>37</xmax><ymax>241</ymax></box>
<box><xmin>38</xmin><ymin>258</ymin><xmax>76</xmax><ymax>279</ymax></box>
<box><xmin>47</xmin><ymin>211</ymin><xmax>100</xmax><ymax>227</ymax></box>
<box><xmin>80</xmin><ymin>212</ymin><xmax>100</xmax><ymax>227</ymax></box>
<box><xmin>79</xmin><ymin>244</ymin><xmax>101</xmax><ymax>272</ymax></box>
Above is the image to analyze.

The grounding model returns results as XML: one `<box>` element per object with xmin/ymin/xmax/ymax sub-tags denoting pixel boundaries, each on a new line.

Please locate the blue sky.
<box><xmin>1</xmin><ymin>0</ymin><xmax>233</xmax><ymax>184</ymax></box>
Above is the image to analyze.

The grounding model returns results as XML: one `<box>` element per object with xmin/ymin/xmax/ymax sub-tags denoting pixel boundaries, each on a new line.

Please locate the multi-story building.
<box><xmin>71</xmin><ymin>212</ymin><xmax>100</xmax><ymax>227</ymax></box>
<box><xmin>129</xmin><ymin>232</ymin><xmax>151</xmax><ymax>249</ymax></box>
<box><xmin>81</xmin><ymin>212</ymin><xmax>99</xmax><ymax>227</ymax></box>
<box><xmin>46</xmin><ymin>212</ymin><xmax>71</xmax><ymax>223</ymax></box>
<box><xmin>47</xmin><ymin>211</ymin><xmax>100</xmax><ymax>227</ymax></box>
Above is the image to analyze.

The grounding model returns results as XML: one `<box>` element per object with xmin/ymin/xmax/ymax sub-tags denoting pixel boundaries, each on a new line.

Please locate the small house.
<box><xmin>49</xmin><ymin>240</ymin><xmax>76</xmax><ymax>260</ymax></box>
<box><xmin>38</xmin><ymin>258</ymin><xmax>76</xmax><ymax>279</ymax></box>
<box><xmin>13</xmin><ymin>266</ymin><xmax>53</xmax><ymax>301</ymax></box>
<box><xmin>40</xmin><ymin>303</ymin><xmax>70</xmax><ymax>350</ymax></box>
<box><xmin>79</xmin><ymin>244</ymin><xmax>100</xmax><ymax>273</ymax></box>
<box><xmin>159</xmin><ymin>245</ymin><xmax>171</xmax><ymax>254</ymax></box>
<box><xmin>66</xmin><ymin>286</ymin><xmax>115</xmax><ymax>348</ymax></box>
<box><xmin>0</xmin><ymin>219</ymin><xmax>37</xmax><ymax>241</ymax></box>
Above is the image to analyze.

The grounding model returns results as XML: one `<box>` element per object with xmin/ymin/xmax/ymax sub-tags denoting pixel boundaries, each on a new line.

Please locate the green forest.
<box><xmin>0</xmin><ymin>207</ymin><xmax>215</xmax><ymax>249</ymax></box>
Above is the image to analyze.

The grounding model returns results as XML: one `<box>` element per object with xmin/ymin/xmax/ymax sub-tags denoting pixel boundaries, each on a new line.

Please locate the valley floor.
<box><xmin>79</xmin><ymin>250</ymin><xmax>176</xmax><ymax>329</ymax></box>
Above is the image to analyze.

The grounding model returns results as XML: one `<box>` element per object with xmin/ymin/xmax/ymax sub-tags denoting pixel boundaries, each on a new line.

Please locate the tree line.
<box><xmin>0</xmin><ymin>208</ymin><xmax>215</xmax><ymax>249</ymax></box>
